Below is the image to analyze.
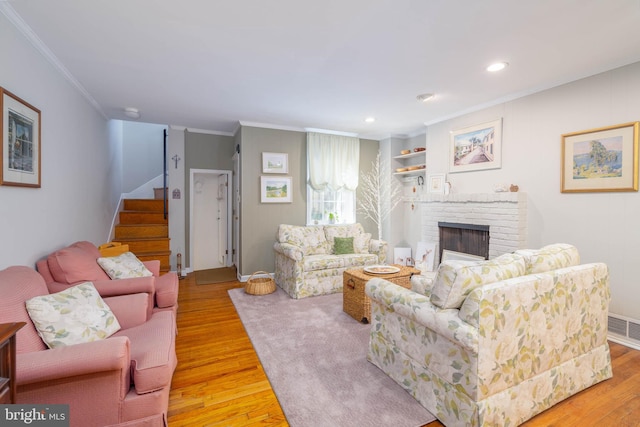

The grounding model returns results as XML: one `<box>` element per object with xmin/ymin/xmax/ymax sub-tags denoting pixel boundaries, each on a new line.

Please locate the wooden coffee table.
<box><xmin>343</xmin><ymin>265</ymin><xmax>420</xmax><ymax>323</ymax></box>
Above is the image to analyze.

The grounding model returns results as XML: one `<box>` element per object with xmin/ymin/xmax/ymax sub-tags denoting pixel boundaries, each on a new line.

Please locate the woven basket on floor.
<box><xmin>245</xmin><ymin>271</ymin><xmax>276</xmax><ymax>295</ymax></box>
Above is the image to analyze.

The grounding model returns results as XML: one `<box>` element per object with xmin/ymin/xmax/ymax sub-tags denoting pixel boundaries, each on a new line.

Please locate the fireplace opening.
<box><xmin>438</xmin><ymin>222</ymin><xmax>490</xmax><ymax>261</ymax></box>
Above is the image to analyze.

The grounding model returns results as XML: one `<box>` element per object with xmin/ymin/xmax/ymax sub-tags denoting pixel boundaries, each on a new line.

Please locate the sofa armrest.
<box><xmin>369</xmin><ymin>239</ymin><xmax>388</xmax><ymax>263</ymax></box>
<box><xmin>366</xmin><ymin>278</ymin><xmax>478</xmax><ymax>351</ymax></box>
<box><xmin>273</xmin><ymin>242</ymin><xmax>304</xmax><ymax>261</ymax></box>
<box><xmin>105</xmin><ymin>294</ymin><xmax>149</xmax><ymax>329</ymax></box>
<box><xmin>17</xmin><ymin>336</ymin><xmax>130</xmax><ymax>387</ymax></box>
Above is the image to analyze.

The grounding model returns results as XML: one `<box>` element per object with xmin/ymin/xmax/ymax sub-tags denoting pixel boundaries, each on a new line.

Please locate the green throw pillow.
<box><xmin>334</xmin><ymin>237</ymin><xmax>355</xmax><ymax>255</ymax></box>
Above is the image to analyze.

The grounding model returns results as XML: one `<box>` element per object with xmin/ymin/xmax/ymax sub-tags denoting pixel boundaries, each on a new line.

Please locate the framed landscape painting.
<box><xmin>450</xmin><ymin>118</ymin><xmax>502</xmax><ymax>173</ymax></box>
<box><xmin>1</xmin><ymin>88</ymin><xmax>41</xmax><ymax>187</ymax></box>
<box><xmin>260</xmin><ymin>176</ymin><xmax>292</xmax><ymax>203</ymax></box>
<box><xmin>561</xmin><ymin>122</ymin><xmax>639</xmax><ymax>193</ymax></box>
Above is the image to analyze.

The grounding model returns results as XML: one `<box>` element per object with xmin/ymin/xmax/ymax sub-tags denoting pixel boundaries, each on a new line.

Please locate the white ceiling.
<box><xmin>4</xmin><ymin>0</ymin><xmax>640</xmax><ymax>139</ymax></box>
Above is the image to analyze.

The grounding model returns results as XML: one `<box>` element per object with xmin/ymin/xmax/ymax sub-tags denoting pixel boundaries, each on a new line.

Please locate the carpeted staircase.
<box><xmin>112</xmin><ymin>194</ymin><xmax>171</xmax><ymax>274</ymax></box>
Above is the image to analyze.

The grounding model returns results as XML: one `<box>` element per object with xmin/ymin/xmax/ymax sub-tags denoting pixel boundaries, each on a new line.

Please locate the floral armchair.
<box><xmin>366</xmin><ymin>244</ymin><xmax>612</xmax><ymax>426</ymax></box>
<box><xmin>274</xmin><ymin>223</ymin><xmax>386</xmax><ymax>298</ymax></box>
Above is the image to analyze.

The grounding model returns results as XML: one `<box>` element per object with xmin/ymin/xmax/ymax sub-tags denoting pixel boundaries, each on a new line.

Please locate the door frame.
<box><xmin>189</xmin><ymin>168</ymin><xmax>233</xmax><ymax>271</ymax></box>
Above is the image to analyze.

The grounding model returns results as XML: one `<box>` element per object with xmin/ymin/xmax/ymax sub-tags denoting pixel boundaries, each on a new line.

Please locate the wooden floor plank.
<box><xmin>168</xmin><ymin>273</ymin><xmax>640</xmax><ymax>426</ymax></box>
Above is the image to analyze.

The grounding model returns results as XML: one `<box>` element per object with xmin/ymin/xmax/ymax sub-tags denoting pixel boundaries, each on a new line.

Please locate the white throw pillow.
<box><xmin>25</xmin><ymin>282</ymin><xmax>121</xmax><ymax>349</ymax></box>
<box><xmin>97</xmin><ymin>251</ymin><xmax>153</xmax><ymax>279</ymax></box>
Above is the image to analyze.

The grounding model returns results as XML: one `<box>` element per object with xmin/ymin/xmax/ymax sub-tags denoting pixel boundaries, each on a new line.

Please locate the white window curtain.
<box><xmin>307</xmin><ymin>132</ymin><xmax>360</xmax><ymax>191</ymax></box>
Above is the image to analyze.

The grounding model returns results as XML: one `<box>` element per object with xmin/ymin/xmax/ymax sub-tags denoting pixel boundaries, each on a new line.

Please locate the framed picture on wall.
<box><xmin>561</xmin><ymin>122</ymin><xmax>639</xmax><ymax>193</ymax></box>
<box><xmin>260</xmin><ymin>176</ymin><xmax>292</xmax><ymax>203</ymax></box>
<box><xmin>262</xmin><ymin>152</ymin><xmax>288</xmax><ymax>173</ymax></box>
<box><xmin>1</xmin><ymin>87</ymin><xmax>41</xmax><ymax>187</ymax></box>
<box><xmin>450</xmin><ymin>118</ymin><xmax>502</xmax><ymax>173</ymax></box>
<box><xmin>427</xmin><ymin>173</ymin><xmax>446</xmax><ymax>194</ymax></box>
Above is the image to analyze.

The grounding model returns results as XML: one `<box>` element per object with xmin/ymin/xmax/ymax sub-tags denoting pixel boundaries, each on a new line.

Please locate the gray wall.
<box><xmin>183</xmin><ymin>131</ymin><xmax>235</xmax><ymax>265</ymax></box>
<box><xmin>122</xmin><ymin>121</ymin><xmax>166</xmax><ymax>193</ymax></box>
<box><xmin>238</xmin><ymin>126</ymin><xmax>307</xmax><ymax>276</ymax></box>
<box><xmin>0</xmin><ymin>12</ymin><xmax>120</xmax><ymax>268</ymax></box>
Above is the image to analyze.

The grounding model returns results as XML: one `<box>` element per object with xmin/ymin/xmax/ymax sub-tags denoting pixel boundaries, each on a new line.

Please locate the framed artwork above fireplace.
<box><xmin>450</xmin><ymin>118</ymin><xmax>502</xmax><ymax>173</ymax></box>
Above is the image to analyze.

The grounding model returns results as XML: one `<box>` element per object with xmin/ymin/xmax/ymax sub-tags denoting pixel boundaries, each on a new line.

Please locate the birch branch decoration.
<box><xmin>358</xmin><ymin>153</ymin><xmax>402</xmax><ymax>238</ymax></box>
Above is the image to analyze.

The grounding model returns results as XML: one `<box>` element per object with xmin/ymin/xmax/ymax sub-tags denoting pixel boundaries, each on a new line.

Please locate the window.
<box><xmin>307</xmin><ymin>187</ymin><xmax>355</xmax><ymax>225</ymax></box>
<box><xmin>306</xmin><ymin>132</ymin><xmax>359</xmax><ymax>225</ymax></box>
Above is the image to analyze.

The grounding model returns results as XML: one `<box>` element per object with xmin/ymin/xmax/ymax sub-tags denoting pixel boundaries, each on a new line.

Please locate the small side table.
<box><xmin>343</xmin><ymin>265</ymin><xmax>419</xmax><ymax>323</ymax></box>
<box><xmin>0</xmin><ymin>322</ymin><xmax>26</xmax><ymax>404</ymax></box>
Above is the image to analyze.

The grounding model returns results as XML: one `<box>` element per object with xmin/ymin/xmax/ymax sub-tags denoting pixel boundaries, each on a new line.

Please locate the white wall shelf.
<box><xmin>393</xmin><ymin>151</ymin><xmax>425</xmax><ymax>160</ymax></box>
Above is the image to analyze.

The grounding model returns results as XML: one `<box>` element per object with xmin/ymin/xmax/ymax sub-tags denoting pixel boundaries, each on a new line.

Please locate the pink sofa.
<box><xmin>0</xmin><ymin>265</ymin><xmax>177</xmax><ymax>427</ymax></box>
<box><xmin>36</xmin><ymin>241</ymin><xmax>178</xmax><ymax>318</ymax></box>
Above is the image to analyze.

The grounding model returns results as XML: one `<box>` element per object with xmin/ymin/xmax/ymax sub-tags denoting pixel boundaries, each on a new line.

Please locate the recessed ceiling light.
<box><xmin>416</xmin><ymin>93</ymin><xmax>435</xmax><ymax>103</ymax></box>
<box><xmin>123</xmin><ymin>107</ymin><xmax>141</xmax><ymax>119</ymax></box>
<box><xmin>365</xmin><ymin>117</ymin><xmax>375</xmax><ymax>123</ymax></box>
<box><xmin>487</xmin><ymin>62</ymin><xmax>509</xmax><ymax>72</ymax></box>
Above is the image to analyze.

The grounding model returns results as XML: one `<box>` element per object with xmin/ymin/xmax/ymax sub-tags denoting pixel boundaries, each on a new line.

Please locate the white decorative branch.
<box><xmin>358</xmin><ymin>153</ymin><xmax>402</xmax><ymax>238</ymax></box>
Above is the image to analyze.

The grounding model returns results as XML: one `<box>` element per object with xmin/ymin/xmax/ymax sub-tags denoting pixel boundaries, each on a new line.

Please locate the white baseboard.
<box><xmin>607</xmin><ymin>334</ymin><xmax>640</xmax><ymax>351</ymax></box>
<box><xmin>239</xmin><ymin>272</ymin><xmax>273</xmax><ymax>283</ymax></box>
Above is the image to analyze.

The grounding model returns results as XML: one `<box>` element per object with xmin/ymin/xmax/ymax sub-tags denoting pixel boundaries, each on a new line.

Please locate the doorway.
<box><xmin>190</xmin><ymin>169</ymin><xmax>233</xmax><ymax>271</ymax></box>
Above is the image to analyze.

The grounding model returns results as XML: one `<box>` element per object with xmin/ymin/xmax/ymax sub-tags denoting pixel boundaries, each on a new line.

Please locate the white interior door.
<box><xmin>191</xmin><ymin>169</ymin><xmax>232</xmax><ymax>271</ymax></box>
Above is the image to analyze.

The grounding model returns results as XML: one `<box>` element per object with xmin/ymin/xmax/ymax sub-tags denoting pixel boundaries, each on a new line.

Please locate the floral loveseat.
<box><xmin>274</xmin><ymin>223</ymin><xmax>387</xmax><ymax>298</ymax></box>
<box><xmin>365</xmin><ymin>244</ymin><xmax>612</xmax><ymax>426</ymax></box>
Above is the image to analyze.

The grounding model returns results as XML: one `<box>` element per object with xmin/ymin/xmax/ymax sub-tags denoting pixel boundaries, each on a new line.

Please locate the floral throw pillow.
<box><xmin>97</xmin><ymin>252</ymin><xmax>153</xmax><ymax>279</ymax></box>
<box><xmin>25</xmin><ymin>282</ymin><xmax>121</xmax><ymax>349</ymax></box>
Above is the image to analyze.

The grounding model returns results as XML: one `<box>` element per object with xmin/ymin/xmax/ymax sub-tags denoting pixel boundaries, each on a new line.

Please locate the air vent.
<box><xmin>629</xmin><ymin>321</ymin><xmax>640</xmax><ymax>341</ymax></box>
<box><xmin>608</xmin><ymin>315</ymin><xmax>627</xmax><ymax>336</ymax></box>
<box><xmin>608</xmin><ymin>314</ymin><xmax>640</xmax><ymax>350</ymax></box>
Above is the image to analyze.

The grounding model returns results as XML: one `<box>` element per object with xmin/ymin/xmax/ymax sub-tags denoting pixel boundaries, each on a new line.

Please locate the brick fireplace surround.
<box><xmin>419</xmin><ymin>192</ymin><xmax>527</xmax><ymax>260</ymax></box>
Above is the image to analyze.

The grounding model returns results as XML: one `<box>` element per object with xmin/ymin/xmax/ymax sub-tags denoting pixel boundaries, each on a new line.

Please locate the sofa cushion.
<box><xmin>353</xmin><ymin>233</ymin><xmax>372</xmax><ymax>254</ymax></box>
<box><xmin>515</xmin><ymin>243</ymin><xmax>580</xmax><ymax>274</ymax></box>
<box><xmin>277</xmin><ymin>224</ymin><xmax>330</xmax><ymax>255</ymax></box>
<box><xmin>334</xmin><ymin>237</ymin><xmax>355</xmax><ymax>254</ymax></box>
<box><xmin>341</xmin><ymin>253</ymin><xmax>378</xmax><ymax>268</ymax></box>
<box><xmin>47</xmin><ymin>242</ymin><xmax>110</xmax><ymax>284</ymax></box>
<box><xmin>430</xmin><ymin>253</ymin><xmax>526</xmax><ymax>309</ymax></box>
<box><xmin>302</xmin><ymin>255</ymin><xmax>345</xmax><ymax>272</ymax></box>
<box><xmin>25</xmin><ymin>282</ymin><xmax>121</xmax><ymax>349</ymax></box>
<box><xmin>97</xmin><ymin>252</ymin><xmax>153</xmax><ymax>279</ymax></box>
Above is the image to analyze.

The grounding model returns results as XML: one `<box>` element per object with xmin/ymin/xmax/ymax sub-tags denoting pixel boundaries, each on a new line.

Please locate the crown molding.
<box><xmin>0</xmin><ymin>3</ymin><xmax>107</xmax><ymax>119</ymax></box>
<box><xmin>238</xmin><ymin>120</ymin><xmax>307</xmax><ymax>133</ymax></box>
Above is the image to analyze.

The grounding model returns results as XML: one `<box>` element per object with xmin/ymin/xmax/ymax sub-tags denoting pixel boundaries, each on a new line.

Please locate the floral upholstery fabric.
<box><xmin>274</xmin><ymin>223</ymin><xmax>386</xmax><ymax>298</ymax></box>
<box><xmin>97</xmin><ymin>252</ymin><xmax>153</xmax><ymax>279</ymax></box>
<box><xmin>430</xmin><ymin>253</ymin><xmax>526</xmax><ymax>309</ymax></box>
<box><xmin>277</xmin><ymin>224</ymin><xmax>330</xmax><ymax>255</ymax></box>
<box><xmin>514</xmin><ymin>243</ymin><xmax>580</xmax><ymax>274</ymax></box>
<box><xmin>366</xmin><ymin>259</ymin><xmax>612</xmax><ymax>427</ymax></box>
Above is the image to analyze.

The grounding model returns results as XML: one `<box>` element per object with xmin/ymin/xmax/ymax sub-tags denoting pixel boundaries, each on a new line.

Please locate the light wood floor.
<box><xmin>168</xmin><ymin>273</ymin><xmax>640</xmax><ymax>426</ymax></box>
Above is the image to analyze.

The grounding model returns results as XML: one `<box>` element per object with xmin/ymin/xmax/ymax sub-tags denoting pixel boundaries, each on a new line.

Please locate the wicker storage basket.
<box><xmin>343</xmin><ymin>266</ymin><xmax>419</xmax><ymax>323</ymax></box>
<box><xmin>98</xmin><ymin>242</ymin><xmax>130</xmax><ymax>257</ymax></box>
<box><xmin>245</xmin><ymin>271</ymin><xmax>276</xmax><ymax>295</ymax></box>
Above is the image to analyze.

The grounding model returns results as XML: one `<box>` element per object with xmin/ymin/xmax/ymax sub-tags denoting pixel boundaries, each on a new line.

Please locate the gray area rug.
<box><xmin>229</xmin><ymin>287</ymin><xmax>436</xmax><ymax>427</ymax></box>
